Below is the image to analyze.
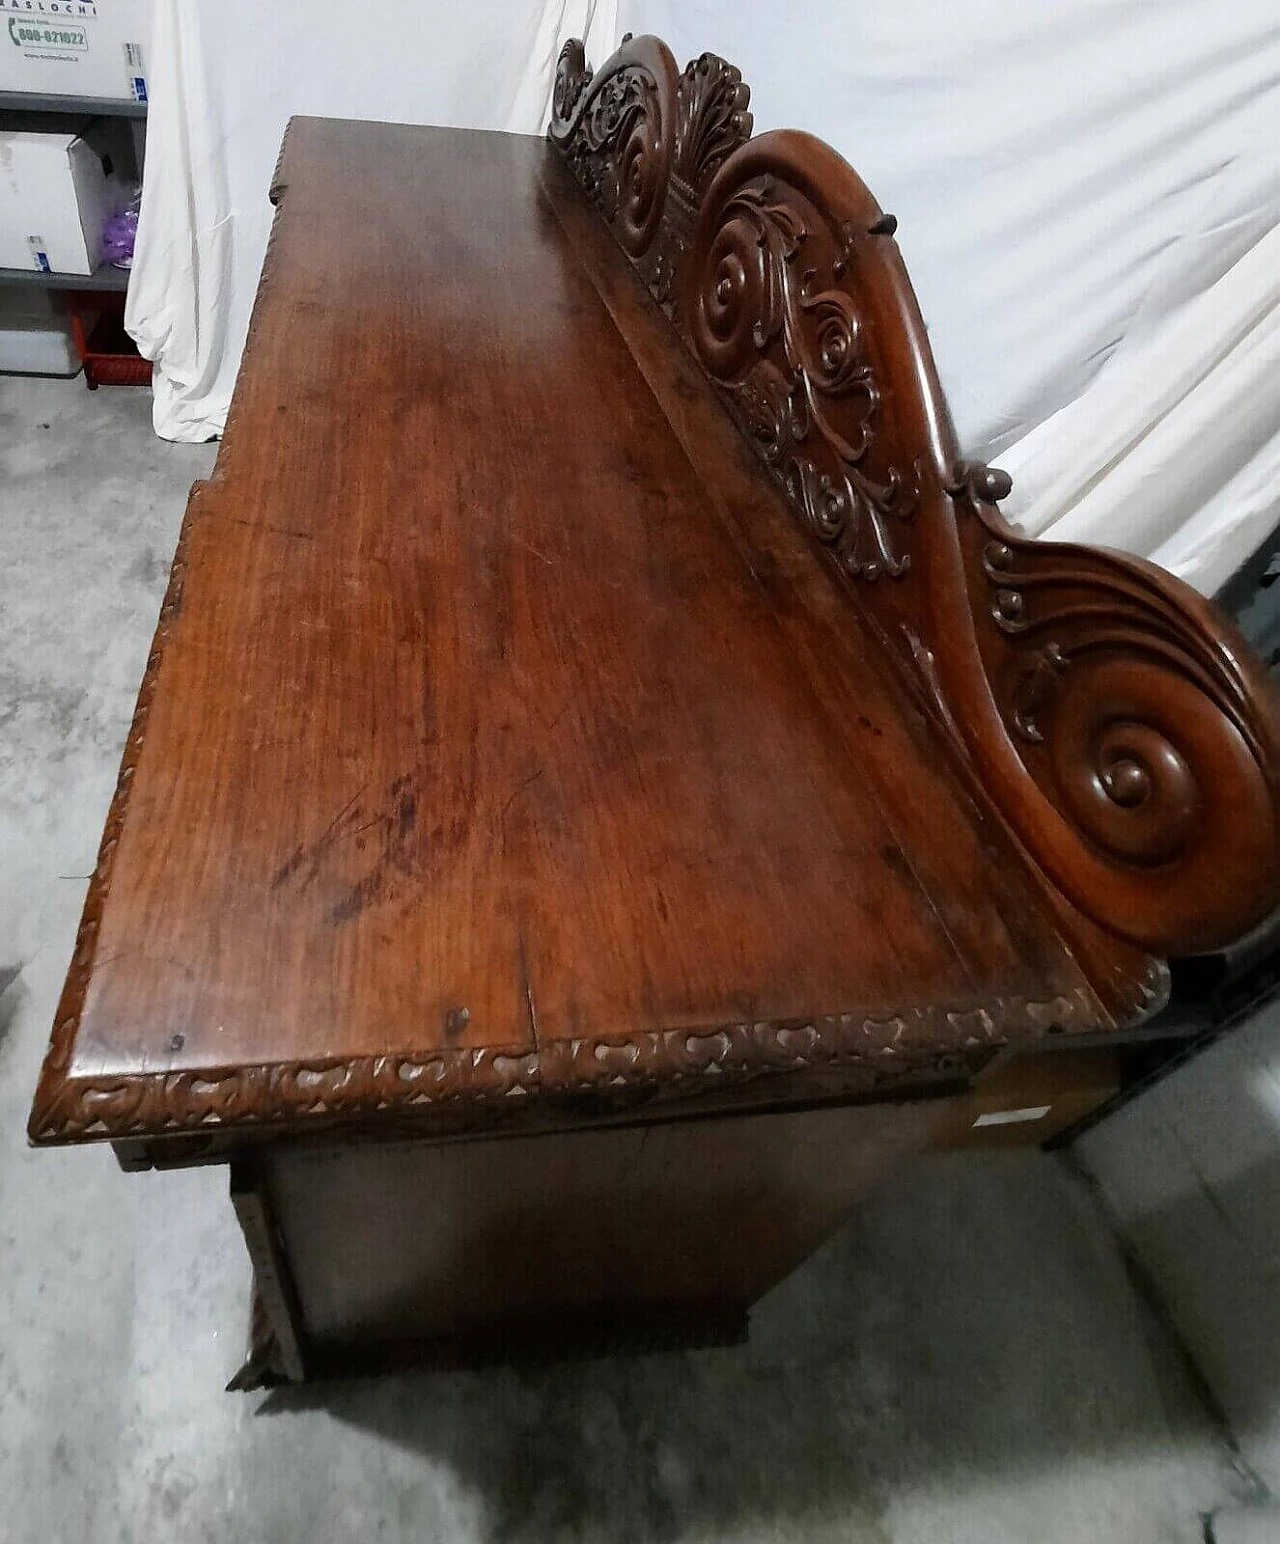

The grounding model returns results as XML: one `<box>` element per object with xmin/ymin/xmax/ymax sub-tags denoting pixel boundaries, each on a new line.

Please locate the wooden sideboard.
<box><xmin>28</xmin><ymin>35</ymin><xmax>1280</xmax><ymax>1386</ymax></box>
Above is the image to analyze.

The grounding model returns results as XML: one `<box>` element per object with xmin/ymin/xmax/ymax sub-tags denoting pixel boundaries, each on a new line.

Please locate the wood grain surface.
<box><xmin>29</xmin><ymin>118</ymin><xmax>1169</xmax><ymax>1149</ymax></box>
<box><xmin>258</xmin><ymin>1099</ymin><xmax>944</xmax><ymax>1350</ymax></box>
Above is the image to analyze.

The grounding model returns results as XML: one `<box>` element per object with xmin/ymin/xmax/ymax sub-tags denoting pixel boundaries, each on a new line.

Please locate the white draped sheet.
<box><xmin>127</xmin><ymin>0</ymin><xmax>1280</xmax><ymax>594</ymax></box>
<box><xmin>125</xmin><ymin>0</ymin><xmax>614</xmax><ymax>443</ymax></box>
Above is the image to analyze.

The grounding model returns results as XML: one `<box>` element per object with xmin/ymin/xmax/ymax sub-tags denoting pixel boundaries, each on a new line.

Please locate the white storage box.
<box><xmin>0</xmin><ymin>0</ymin><xmax>150</xmax><ymax>103</ymax></box>
<box><xmin>0</xmin><ymin>120</ymin><xmax>128</xmax><ymax>273</ymax></box>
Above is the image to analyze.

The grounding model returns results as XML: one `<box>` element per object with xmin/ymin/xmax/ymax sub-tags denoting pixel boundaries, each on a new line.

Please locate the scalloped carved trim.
<box><xmin>216</xmin><ymin>120</ymin><xmax>296</xmax><ymax>481</ymax></box>
<box><xmin>549</xmin><ymin>34</ymin><xmax>1280</xmax><ymax>956</ymax></box>
<box><xmin>29</xmin><ymin>988</ymin><xmax>1104</xmax><ymax>1145</ymax></box>
<box><xmin>28</xmin><ymin>483</ymin><xmax>204</xmax><ymax>1147</ymax></box>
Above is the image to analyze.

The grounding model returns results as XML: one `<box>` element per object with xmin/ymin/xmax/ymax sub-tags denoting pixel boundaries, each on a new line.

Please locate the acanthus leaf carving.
<box><xmin>550</xmin><ymin>37</ymin><xmax>592</xmax><ymax>127</ymax></box>
<box><xmin>685</xmin><ymin>174</ymin><xmax>918</xmax><ymax>580</ymax></box>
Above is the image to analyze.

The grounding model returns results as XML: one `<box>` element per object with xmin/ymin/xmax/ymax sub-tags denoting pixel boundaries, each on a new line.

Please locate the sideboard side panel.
<box><xmin>261</xmin><ymin>1101</ymin><xmax>940</xmax><ymax>1352</ymax></box>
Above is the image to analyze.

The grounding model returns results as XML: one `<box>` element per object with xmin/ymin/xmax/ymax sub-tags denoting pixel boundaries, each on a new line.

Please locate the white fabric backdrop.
<box><xmin>128</xmin><ymin>0</ymin><xmax>1280</xmax><ymax>595</ymax></box>
<box><xmin>126</xmin><ymin>0</ymin><xmax>615</xmax><ymax>444</ymax></box>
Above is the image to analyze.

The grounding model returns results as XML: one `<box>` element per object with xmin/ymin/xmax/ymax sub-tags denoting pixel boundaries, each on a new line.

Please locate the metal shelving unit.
<box><xmin>0</xmin><ymin>89</ymin><xmax>146</xmax><ymax>117</ymax></box>
<box><xmin>0</xmin><ymin>89</ymin><xmax>145</xmax><ymax>292</ymax></box>
<box><xmin>0</xmin><ymin>265</ymin><xmax>129</xmax><ymax>292</ymax></box>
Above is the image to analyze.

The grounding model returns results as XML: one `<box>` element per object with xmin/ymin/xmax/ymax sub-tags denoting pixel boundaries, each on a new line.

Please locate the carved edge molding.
<box><xmin>27</xmin><ymin>485</ymin><xmax>201</xmax><ymax>1148</ymax></box>
<box><xmin>549</xmin><ymin>33</ymin><xmax>1280</xmax><ymax>957</ymax></box>
<box><xmin>30</xmin><ymin>983</ymin><xmax>1105</xmax><ymax>1145</ymax></box>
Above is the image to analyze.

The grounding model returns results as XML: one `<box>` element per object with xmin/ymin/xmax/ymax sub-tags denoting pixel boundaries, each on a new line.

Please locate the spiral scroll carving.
<box><xmin>549</xmin><ymin>35</ymin><xmax>675</xmax><ymax>260</ymax></box>
<box><xmin>954</xmin><ymin>499</ymin><xmax>1280</xmax><ymax>951</ymax></box>
<box><xmin>551</xmin><ymin>37</ymin><xmax>592</xmax><ymax>125</ymax></box>
<box><xmin>551</xmin><ymin>35</ymin><xmax>1280</xmax><ymax>956</ymax></box>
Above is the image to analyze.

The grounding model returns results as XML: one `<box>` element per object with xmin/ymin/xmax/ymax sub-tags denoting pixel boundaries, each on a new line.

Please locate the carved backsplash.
<box><xmin>551</xmin><ymin>36</ymin><xmax>918</xmax><ymax>583</ymax></box>
<box><xmin>550</xmin><ymin>34</ymin><xmax>1280</xmax><ymax>956</ymax></box>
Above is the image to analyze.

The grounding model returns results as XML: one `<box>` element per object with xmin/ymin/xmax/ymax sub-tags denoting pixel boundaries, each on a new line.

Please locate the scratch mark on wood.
<box><xmin>513</xmin><ymin>536</ymin><xmax>555</xmax><ymax>565</ymax></box>
<box><xmin>517</xmin><ymin>929</ymin><xmax>540</xmax><ymax>1048</ymax></box>
<box><xmin>500</xmin><ymin>768</ymin><xmax>544</xmax><ymax>826</ymax></box>
<box><xmin>272</xmin><ymin>784</ymin><xmax>367</xmax><ymax>888</ymax></box>
<box><xmin>226</xmin><ymin>516</ymin><xmax>317</xmax><ymax>542</ymax></box>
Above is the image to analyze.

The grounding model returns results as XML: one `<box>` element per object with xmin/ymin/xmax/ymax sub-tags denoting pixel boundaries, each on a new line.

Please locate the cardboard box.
<box><xmin>0</xmin><ymin>119</ymin><xmax>130</xmax><ymax>273</ymax></box>
<box><xmin>932</xmin><ymin>1046</ymin><xmax>1121</xmax><ymax>1150</ymax></box>
<box><xmin>1</xmin><ymin>0</ymin><xmax>150</xmax><ymax>103</ymax></box>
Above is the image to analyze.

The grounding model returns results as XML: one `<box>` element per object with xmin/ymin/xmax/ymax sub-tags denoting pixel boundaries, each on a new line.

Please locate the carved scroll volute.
<box><xmin>681</xmin><ymin>127</ymin><xmax>1280</xmax><ymax>955</ymax></box>
<box><xmin>548</xmin><ymin>35</ymin><xmax>680</xmax><ymax>260</ymax></box>
<box><xmin>937</xmin><ymin>482</ymin><xmax>1280</xmax><ymax>955</ymax></box>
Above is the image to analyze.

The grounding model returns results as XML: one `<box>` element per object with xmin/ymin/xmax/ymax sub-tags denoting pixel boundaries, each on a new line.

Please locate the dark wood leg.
<box><xmin>228</xmin><ymin>1164</ymin><xmax>308</xmax><ymax>1387</ymax></box>
<box><xmin>226</xmin><ymin>1288</ymin><xmax>297</xmax><ymax>1392</ymax></box>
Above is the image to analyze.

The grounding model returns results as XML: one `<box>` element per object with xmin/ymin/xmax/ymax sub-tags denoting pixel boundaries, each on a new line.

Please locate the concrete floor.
<box><xmin>0</xmin><ymin>375</ymin><xmax>1258</xmax><ymax>1543</ymax></box>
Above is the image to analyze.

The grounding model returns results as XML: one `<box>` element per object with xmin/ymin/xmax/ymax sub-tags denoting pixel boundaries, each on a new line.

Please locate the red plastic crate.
<box><xmin>67</xmin><ymin>294</ymin><xmax>153</xmax><ymax>389</ymax></box>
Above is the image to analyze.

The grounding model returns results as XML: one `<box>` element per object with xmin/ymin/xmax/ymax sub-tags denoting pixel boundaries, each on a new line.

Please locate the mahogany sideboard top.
<box><xmin>29</xmin><ymin>38</ymin><xmax>1280</xmax><ymax>1158</ymax></box>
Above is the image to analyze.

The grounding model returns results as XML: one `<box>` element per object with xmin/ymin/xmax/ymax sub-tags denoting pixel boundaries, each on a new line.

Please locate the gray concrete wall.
<box><xmin>1079</xmin><ymin>997</ymin><xmax>1280</xmax><ymax>1493</ymax></box>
